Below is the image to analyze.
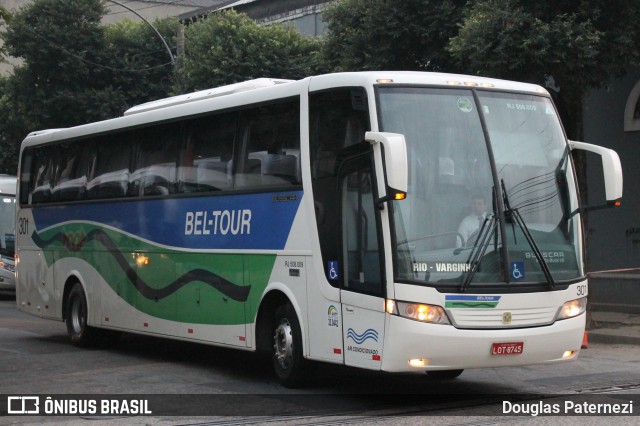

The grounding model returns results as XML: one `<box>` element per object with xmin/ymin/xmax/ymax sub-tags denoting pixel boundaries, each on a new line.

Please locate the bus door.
<box><xmin>338</xmin><ymin>153</ymin><xmax>386</xmax><ymax>370</ymax></box>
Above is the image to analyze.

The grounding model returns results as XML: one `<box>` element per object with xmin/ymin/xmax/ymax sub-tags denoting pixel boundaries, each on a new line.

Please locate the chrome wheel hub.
<box><xmin>274</xmin><ymin>318</ymin><xmax>293</xmax><ymax>370</ymax></box>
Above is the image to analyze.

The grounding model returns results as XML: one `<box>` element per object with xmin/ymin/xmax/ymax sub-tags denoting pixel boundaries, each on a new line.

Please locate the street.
<box><xmin>1</xmin><ymin>296</ymin><xmax>639</xmax><ymax>425</ymax></box>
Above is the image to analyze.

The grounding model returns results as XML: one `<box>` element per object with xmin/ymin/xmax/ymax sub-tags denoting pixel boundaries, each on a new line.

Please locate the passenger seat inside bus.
<box><xmin>261</xmin><ymin>153</ymin><xmax>300</xmax><ymax>184</ymax></box>
<box><xmin>193</xmin><ymin>158</ymin><xmax>232</xmax><ymax>191</ymax></box>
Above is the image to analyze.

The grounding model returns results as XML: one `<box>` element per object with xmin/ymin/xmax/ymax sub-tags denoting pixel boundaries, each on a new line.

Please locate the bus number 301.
<box><xmin>18</xmin><ymin>217</ymin><xmax>29</xmax><ymax>235</ymax></box>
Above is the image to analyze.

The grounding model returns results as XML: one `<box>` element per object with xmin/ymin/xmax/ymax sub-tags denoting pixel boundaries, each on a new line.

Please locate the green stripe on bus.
<box><xmin>444</xmin><ymin>301</ymin><xmax>499</xmax><ymax>308</ymax></box>
<box><xmin>33</xmin><ymin>223</ymin><xmax>275</xmax><ymax>325</ymax></box>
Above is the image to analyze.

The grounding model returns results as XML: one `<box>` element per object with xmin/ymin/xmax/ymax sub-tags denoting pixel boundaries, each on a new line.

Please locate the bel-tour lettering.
<box><xmin>184</xmin><ymin>210</ymin><xmax>252</xmax><ymax>236</ymax></box>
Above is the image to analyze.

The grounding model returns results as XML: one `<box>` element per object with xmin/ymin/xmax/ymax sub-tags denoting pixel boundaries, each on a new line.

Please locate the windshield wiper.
<box><xmin>501</xmin><ymin>179</ymin><xmax>556</xmax><ymax>289</ymax></box>
<box><xmin>459</xmin><ymin>213</ymin><xmax>497</xmax><ymax>292</ymax></box>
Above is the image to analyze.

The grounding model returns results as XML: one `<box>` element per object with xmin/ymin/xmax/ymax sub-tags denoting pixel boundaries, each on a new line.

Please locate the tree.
<box><xmin>103</xmin><ymin>17</ymin><xmax>178</xmax><ymax>114</ymax></box>
<box><xmin>322</xmin><ymin>0</ymin><xmax>466</xmax><ymax>72</ymax></box>
<box><xmin>2</xmin><ymin>0</ymin><xmax>108</xmax><ymax>128</ymax></box>
<box><xmin>173</xmin><ymin>10</ymin><xmax>323</xmax><ymax>93</ymax></box>
<box><xmin>448</xmin><ymin>0</ymin><xmax>640</xmax><ymax>139</ymax></box>
<box><xmin>0</xmin><ymin>0</ymin><xmax>177</xmax><ymax>173</ymax></box>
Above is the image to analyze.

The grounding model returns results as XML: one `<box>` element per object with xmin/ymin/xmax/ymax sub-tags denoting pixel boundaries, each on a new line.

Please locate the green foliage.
<box><xmin>0</xmin><ymin>0</ymin><xmax>176</xmax><ymax>173</ymax></box>
<box><xmin>322</xmin><ymin>0</ymin><xmax>465</xmax><ymax>72</ymax></box>
<box><xmin>448</xmin><ymin>0</ymin><xmax>640</xmax><ymax>137</ymax></box>
<box><xmin>0</xmin><ymin>0</ymin><xmax>108</xmax><ymax>173</ymax></box>
<box><xmin>3</xmin><ymin>0</ymin><xmax>106</xmax><ymax>84</ymax></box>
<box><xmin>173</xmin><ymin>10</ymin><xmax>323</xmax><ymax>92</ymax></box>
<box><xmin>1</xmin><ymin>0</ymin><xmax>639</xmax><ymax>174</ymax></box>
<box><xmin>103</xmin><ymin>18</ymin><xmax>178</xmax><ymax>113</ymax></box>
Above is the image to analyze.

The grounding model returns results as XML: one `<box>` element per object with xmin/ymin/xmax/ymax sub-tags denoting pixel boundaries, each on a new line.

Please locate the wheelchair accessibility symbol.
<box><xmin>511</xmin><ymin>262</ymin><xmax>525</xmax><ymax>281</ymax></box>
<box><xmin>328</xmin><ymin>260</ymin><xmax>339</xmax><ymax>281</ymax></box>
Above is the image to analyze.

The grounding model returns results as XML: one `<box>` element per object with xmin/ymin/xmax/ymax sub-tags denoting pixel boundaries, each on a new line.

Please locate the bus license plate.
<box><xmin>491</xmin><ymin>342</ymin><xmax>524</xmax><ymax>355</ymax></box>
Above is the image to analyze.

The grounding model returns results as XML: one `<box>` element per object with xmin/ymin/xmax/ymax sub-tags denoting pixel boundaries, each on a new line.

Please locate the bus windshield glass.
<box><xmin>378</xmin><ymin>86</ymin><xmax>582</xmax><ymax>288</ymax></box>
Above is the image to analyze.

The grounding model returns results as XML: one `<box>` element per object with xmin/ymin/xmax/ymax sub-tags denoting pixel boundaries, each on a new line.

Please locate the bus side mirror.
<box><xmin>569</xmin><ymin>140</ymin><xmax>623</xmax><ymax>207</ymax></box>
<box><xmin>365</xmin><ymin>132</ymin><xmax>408</xmax><ymax>205</ymax></box>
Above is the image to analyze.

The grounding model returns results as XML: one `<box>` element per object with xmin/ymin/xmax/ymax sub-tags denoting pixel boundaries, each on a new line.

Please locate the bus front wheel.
<box><xmin>272</xmin><ymin>303</ymin><xmax>308</xmax><ymax>388</ymax></box>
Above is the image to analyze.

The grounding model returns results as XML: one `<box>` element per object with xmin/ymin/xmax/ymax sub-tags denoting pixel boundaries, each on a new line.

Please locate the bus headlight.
<box><xmin>557</xmin><ymin>297</ymin><xmax>587</xmax><ymax>320</ymax></box>
<box><xmin>388</xmin><ymin>300</ymin><xmax>451</xmax><ymax>325</ymax></box>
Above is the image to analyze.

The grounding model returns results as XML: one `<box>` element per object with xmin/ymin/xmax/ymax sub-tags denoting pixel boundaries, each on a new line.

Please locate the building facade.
<box><xmin>180</xmin><ymin>0</ymin><xmax>331</xmax><ymax>36</ymax></box>
<box><xmin>584</xmin><ymin>70</ymin><xmax>640</xmax><ymax>272</ymax></box>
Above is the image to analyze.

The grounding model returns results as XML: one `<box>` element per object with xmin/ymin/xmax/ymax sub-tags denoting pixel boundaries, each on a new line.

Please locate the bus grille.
<box><xmin>447</xmin><ymin>306</ymin><xmax>559</xmax><ymax>329</ymax></box>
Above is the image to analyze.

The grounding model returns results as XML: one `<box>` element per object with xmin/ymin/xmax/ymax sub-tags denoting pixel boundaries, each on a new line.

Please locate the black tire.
<box><xmin>272</xmin><ymin>303</ymin><xmax>308</xmax><ymax>388</ymax></box>
<box><xmin>65</xmin><ymin>282</ymin><xmax>98</xmax><ymax>347</ymax></box>
<box><xmin>426</xmin><ymin>369</ymin><xmax>464</xmax><ymax>380</ymax></box>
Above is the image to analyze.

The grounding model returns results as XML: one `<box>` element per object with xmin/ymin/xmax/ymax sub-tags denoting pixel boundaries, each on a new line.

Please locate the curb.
<box><xmin>585</xmin><ymin>327</ymin><xmax>640</xmax><ymax>345</ymax></box>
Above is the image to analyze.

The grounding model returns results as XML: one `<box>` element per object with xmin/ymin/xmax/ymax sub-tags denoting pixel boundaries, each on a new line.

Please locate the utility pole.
<box><xmin>176</xmin><ymin>25</ymin><xmax>185</xmax><ymax>69</ymax></box>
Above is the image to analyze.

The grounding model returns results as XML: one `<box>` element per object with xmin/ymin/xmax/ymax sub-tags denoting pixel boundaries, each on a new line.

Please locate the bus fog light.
<box><xmin>558</xmin><ymin>297</ymin><xmax>587</xmax><ymax>320</ymax></box>
<box><xmin>408</xmin><ymin>358</ymin><xmax>428</xmax><ymax>367</ymax></box>
<box><xmin>562</xmin><ymin>350</ymin><xmax>576</xmax><ymax>359</ymax></box>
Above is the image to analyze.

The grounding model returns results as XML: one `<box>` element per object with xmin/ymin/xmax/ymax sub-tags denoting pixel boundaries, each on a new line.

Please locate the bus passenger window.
<box><xmin>179</xmin><ymin>112</ymin><xmax>236</xmax><ymax>193</ymax></box>
<box><xmin>236</xmin><ymin>99</ymin><xmax>300</xmax><ymax>190</ymax></box>
<box><xmin>86</xmin><ymin>135</ymin><xmax>131</xmax><ymax>200</ymax></box>
<box><xmin>19</xmin><ymin>150</ymin><xmax>33</xmax><ymax>205</ymax></box>
<box><xmin>130</xmin><ymin>124</ymin><xmax>180</xmax><ymax>197</ymax></box>
<box><xmin>51</xmin><ymin>142</ymin><xmax>90</xmax><ymax>202</ymax></box>
<box><xmin>30</xmin><ymin>148</ymin><xmax>54</xmax><ymax>204</ymax></box>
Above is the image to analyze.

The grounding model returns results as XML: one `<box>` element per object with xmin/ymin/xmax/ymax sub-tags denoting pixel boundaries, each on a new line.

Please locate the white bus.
<box><xmin>0</xmin><ymin>175</ymin><xmax>16</xmax><ymax>296</ymax></box>
<box><xmin>16</xmin><ymin>72</ymin><xmax>622</xmax><ymax>387</ymax></box>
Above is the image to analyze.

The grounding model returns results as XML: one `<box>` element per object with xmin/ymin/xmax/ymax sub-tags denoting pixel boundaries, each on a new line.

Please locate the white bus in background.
<box><xmin>15</xmin><ymin>72</ymin><xmax>622</xmax><ymax>387</ymax></box>
<box><xmin>0</xmin><ymin>175</ymin><xmax>16</xmax><ymax>296</ymax></box>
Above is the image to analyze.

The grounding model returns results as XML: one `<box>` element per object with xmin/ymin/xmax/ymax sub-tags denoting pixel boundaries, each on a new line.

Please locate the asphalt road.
<box><xmin>1</xmin><ymin>296</ymin><xmax>639</xmax><ymax>425</ymax></box>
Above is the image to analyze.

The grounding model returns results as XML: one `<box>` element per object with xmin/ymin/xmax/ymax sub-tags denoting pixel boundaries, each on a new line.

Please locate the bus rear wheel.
<box><xmin>272</xmin><ymin>303</ymin><xmax>308</xmax><ymax>388</ymax></box>
<box><xmin>65</xmin><ymin>282</ymin><xmax>98</xmax><ymax>347</ymax></box>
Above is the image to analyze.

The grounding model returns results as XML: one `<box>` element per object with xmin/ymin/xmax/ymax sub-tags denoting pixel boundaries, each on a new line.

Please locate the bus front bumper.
<box><xmin>380</xmin><ymin>313</ymin><xmax>585</xmax><ymax>373</ymax></box>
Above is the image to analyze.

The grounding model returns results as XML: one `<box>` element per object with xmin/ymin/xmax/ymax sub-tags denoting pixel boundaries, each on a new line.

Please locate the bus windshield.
<box><xmin>378</xmin><ymin>86</ymin><xmax>582</xmax><ymax>288</ymax></box>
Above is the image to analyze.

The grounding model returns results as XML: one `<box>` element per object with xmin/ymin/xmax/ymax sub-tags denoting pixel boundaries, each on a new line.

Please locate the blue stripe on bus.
<box><xmin>32</xmin><ymin>191</ymin><xmax>303</xmax><ymax>250</ymax></box>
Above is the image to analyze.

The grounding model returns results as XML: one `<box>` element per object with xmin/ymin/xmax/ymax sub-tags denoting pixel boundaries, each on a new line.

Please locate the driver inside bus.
<box><xmin>456</xmin><ymin>193</ymin><xmax>488</xmax><ymax>248</ymax></box>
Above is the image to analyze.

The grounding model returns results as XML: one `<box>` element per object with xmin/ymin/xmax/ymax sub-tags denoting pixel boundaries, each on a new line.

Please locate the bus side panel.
<box><xmin>305</xmin><ymin>258</ymin><xmax>344</xmax><ymax>364</ymax></box>
<box><xmin>100</xmin><ymin>264</ymin><xmax>139</xmax><ymax>332</ymax></box>
<box><xmin>16</xmin><ymin>247</ymin><xmax>54</xmax><ymax>319</ymax></box>
<box><xmin>16</xmin><ymin>209</ymin><xmax>56</xmax><ymax>319</ymax></box>
<box><xmin>51</xmin><ymin>257</ymin><xmax>96</xmax><ymax>323</ymax></box>
<box><xmin>175</xmin><ymin>253</ymin><xmax>248</xmax><ymax>347</ymax></box>
<box><xmin>131</xmin><ymin>249</ymin><xmax>178</xmax><ymax>336</ymax></box>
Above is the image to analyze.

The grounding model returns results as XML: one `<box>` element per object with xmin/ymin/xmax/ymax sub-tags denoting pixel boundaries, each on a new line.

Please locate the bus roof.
<box><xmin>306</xmin><ymin>71</ymin><xmax>549</xmax><ymax>95</ymax></box>
<box><xmin>123</xmin><ymin>78</ymin><xmax>293</xmax><ymax>116</ymax></box>
<box><xmin>20</xmin><ymin>72</ymin><xmax>549</xmax><ymax>149</ymax></box>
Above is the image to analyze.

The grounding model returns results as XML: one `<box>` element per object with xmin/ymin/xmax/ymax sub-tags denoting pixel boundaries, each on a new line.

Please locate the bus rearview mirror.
<box><xmin>569</xmin><ymin>140</ymin><xmax>623</xmax><ymax>206</ymax></box>
<box><xmin>365</xmin><ymin>131</ymin><xmax>408</xmax><ymax>204</ymax></box>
